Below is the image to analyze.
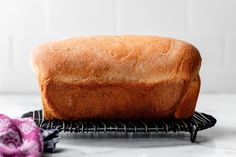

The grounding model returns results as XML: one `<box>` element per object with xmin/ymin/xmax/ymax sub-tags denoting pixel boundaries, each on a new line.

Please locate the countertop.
<box><xmin>0</xmin><ymin>94</ymin><xmax>235</xmax><ymax>157</ymax></box>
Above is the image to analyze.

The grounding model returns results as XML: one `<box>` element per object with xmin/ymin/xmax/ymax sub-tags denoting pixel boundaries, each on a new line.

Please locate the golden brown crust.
<box><xmin>31</xmin><ymin>35</ymin><xmax>201</xmax><ymax>120</ymax></box>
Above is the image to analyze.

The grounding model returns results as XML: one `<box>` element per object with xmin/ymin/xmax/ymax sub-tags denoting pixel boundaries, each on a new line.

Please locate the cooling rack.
<box><xmin>22</xmin><ymin>110</ymin><xmax>216</xmax><ymax>142</ymax></box>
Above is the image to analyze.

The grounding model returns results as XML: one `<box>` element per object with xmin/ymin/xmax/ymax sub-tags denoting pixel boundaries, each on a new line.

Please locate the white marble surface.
<box><xmin>0</xmin><ymin>94</ymin><xmax>235</xmax><ymax>157</ymax></box>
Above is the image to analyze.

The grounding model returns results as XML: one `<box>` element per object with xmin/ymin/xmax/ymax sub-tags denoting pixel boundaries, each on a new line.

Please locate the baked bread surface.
<box><xmin>31</xmin><ymin>35</ymin><xmax>201</xmax><ymax>120</ymax></box>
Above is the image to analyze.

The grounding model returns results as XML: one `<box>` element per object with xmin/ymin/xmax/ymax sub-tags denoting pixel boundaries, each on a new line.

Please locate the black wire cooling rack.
<box><xmin>22</xmin><ymin>110</ymin><xmax>216</xmax><ymax>142</ymax></box>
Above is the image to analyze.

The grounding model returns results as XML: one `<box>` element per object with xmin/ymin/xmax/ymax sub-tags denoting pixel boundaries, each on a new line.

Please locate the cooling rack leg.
<box><xmin>190</xmin><ymin>125</ymin><xmax>198</xmax><ymax>143</ymax></box>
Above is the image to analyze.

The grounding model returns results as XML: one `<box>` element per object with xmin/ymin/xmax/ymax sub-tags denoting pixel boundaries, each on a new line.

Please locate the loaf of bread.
<box><xmin>31</xmin><ymin>35</ymin><xmax>201</xmax><ymax>120</ymax></box>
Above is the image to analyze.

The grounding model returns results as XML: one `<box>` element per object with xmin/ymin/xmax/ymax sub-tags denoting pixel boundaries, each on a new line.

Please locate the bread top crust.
<box><xmin>31</xmin><ymin>35</ymin><xmax>201</xmax><ymax>84</ymax></box>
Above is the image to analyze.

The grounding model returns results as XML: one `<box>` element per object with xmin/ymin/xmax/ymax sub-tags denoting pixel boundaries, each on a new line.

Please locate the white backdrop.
<box><xmin>0</xmin><ymin>0</ymin><xmax>236</xmax><ymax>94</ymax></box>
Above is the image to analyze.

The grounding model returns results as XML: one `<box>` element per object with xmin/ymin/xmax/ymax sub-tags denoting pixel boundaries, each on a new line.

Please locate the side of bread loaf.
<box><xmin>31</xmin><ymin>35</ymin><xmax>201</xmax><ymax>120</ymax></box>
